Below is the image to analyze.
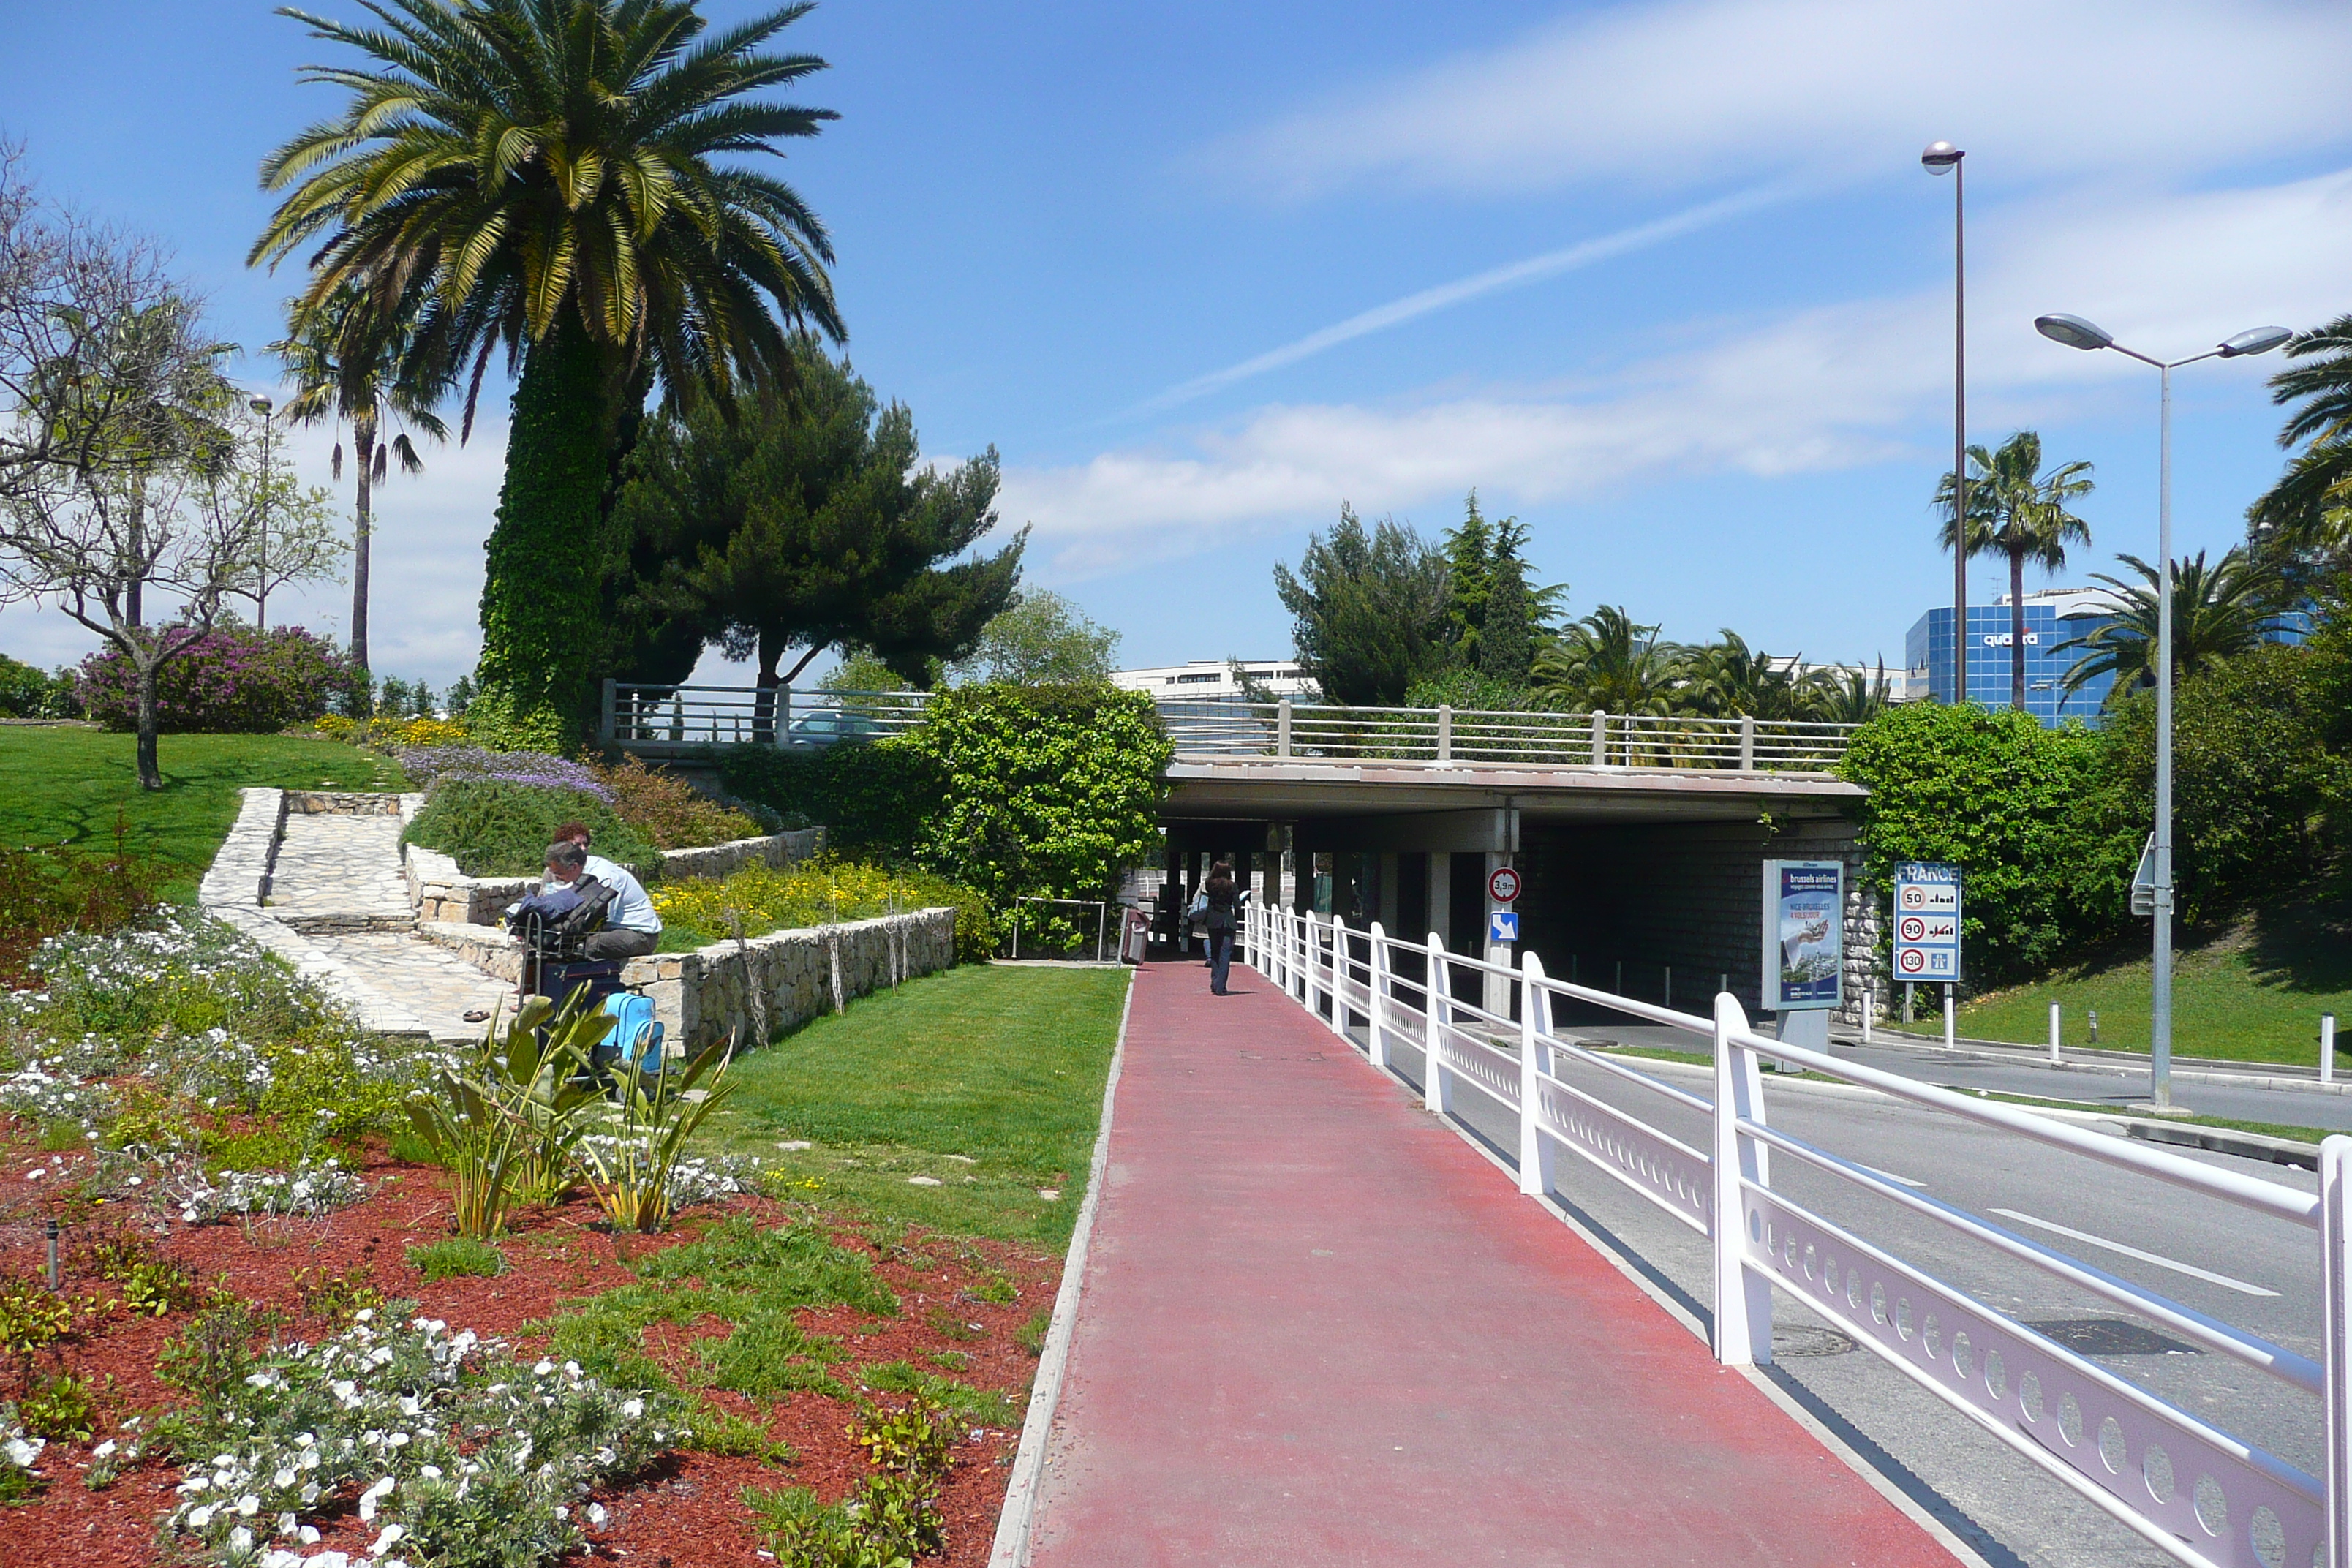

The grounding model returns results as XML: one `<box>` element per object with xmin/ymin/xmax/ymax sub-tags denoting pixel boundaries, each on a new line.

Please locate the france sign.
<box><xmin>1893</xmin><ymin>862</ymin><xmax>1962</xmax><ymax>982</ymax></box>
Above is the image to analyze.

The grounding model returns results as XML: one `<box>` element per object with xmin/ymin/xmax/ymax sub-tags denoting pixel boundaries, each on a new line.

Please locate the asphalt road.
<box><xmin>1274</xmin><ymin>981</ymin><xmax>2329</xmax><ymax>1568</ymax></box>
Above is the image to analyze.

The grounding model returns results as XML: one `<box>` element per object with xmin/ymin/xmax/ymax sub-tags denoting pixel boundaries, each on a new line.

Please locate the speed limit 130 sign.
<box><xmin>1488</xmin><ymin>866</ymin><xmax>1522</xmax><ymax>904</ymax></box>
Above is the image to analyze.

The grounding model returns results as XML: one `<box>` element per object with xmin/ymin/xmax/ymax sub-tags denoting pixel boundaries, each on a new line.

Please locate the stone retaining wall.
<box><xmin>417</xmin><ymin>908</ymin><xmax>957</xmax><ymax>1054</ymax></box>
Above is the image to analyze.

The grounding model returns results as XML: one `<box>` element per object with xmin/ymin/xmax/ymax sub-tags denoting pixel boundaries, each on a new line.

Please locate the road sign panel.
<box><xmin>1488</xmin><ymin>866</ymin><xmax>1522</xmax><ymax>904</ymax></box>
<box><xmin>1488</xmin><ymin>910</ymin><xmax>1520</xmax><ymax>944</ymax></box>
<box><xmin>1893</xmin><ymin>862</ymin><xmax>1962</xmax><ymax>983</ymax></box>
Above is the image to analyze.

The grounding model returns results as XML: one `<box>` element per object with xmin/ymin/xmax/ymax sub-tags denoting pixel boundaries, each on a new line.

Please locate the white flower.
<box><xmin>619</xmin><ymin>1398</ymin><xmax>644</xmax><ymax>1419</ymax></box>
<box><xmin>368</xmin><ymin>1523</ymin><xmax>406</xmax><ymax>1554</ymax></box>
<box><xmin>230</xmin><ymin>1526</ymin><xmax>254</xmax><ymax>1552</ymax></box>
<box><xmin>588</xmin><ymin>1503</ymin><xmax>608</xmax><ymax>1528</ymax></box>
<box><xmin>92</xmin><ymin>1440</ymin><xmax>116</xmax><ymax>1459</ymax></box>
<box><xmin>2</xmin><ymin>1436</ymin><xmax>42</xmax><ymax>1469</ymax></box>
<box><xmin>186</xmin><ymin>1504</ymin><xmax>216</xmax><ymax>1529</ymax></box>
<box><xmin>532</xmin><ymin>1359</ymin><xmax>555</xmax><ymax>1376</ymax></box>
<box><xmin>358</xmin><ymin>1474</ymin><xmax>395</xmax><ymax>1521</ymax></box>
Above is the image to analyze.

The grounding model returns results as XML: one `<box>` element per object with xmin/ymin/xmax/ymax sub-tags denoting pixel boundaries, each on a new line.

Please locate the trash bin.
<box><xmin>1120</xmin><ymin>907</ymin><xmax>1150</xmax><ymax>965</ymax></box>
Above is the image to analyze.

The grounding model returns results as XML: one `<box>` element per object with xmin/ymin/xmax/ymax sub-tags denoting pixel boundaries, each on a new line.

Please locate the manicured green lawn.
<box><xmin>1883</xmin><ymin>897</ymin><xmax>2352</xmax><ymax>1069</ymax></box>
<box><xmin>704</xmin><ymin>963</ymin><xmax>1128</xmax><ymax>1249</ymax></box>
<box><xmin>0</xmin><ymin>725</ymin><xmax>407</xmax><ymax>900</ymax></box>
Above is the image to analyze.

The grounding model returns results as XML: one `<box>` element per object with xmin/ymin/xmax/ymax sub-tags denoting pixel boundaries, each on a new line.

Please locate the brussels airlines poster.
<box><xmin>1762</xmin><ymin>861</ymin><xmax>1843</xmax><ymax>1010</ymax></box>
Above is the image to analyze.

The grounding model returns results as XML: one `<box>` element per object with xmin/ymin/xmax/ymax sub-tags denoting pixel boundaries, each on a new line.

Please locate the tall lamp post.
<box><xmin>1922</xmin><ymin>140</ymin><xmax>1967</xmax><ymax>705</ymax></box>
<box><xmin>2032</xmin><ymin>314</ymin><xmax>2291</xmax><ymax>1107</ymax></box>
<box><xmin>248</xmin><ymin>396</ymin><xmax>275</xmax><ymax>630</ymax></box>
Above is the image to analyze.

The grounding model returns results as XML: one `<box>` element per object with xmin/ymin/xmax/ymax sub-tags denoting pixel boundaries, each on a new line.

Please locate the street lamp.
<box><xmin>2032</xmin><ymin>313</ymin><xmax>2291</xmax><ymax>1107</ymax></box>
<box><xmin>1923</xmin><ymin>140</ymin><xmax>1967</xmax><ymax>706</ymax></box>
<box><xmin>247</xmin><ymin>396</ymin><xmax>274</xmax><ymax>631</ymax></box>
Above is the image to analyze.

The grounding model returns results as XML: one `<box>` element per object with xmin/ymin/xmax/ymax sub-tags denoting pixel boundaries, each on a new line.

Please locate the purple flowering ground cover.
<box><xmin>391</xmin><ymin>745</ymin><xmax>616</xmax><ymax>803</ymax></box>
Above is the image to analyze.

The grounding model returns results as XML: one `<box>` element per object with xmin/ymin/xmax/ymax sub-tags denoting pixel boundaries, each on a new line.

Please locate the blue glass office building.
<box><xmin>1904</xmin><ymin>600</ymin><xmax>2117</xmax><ymax>724</ymax></box>
<box><xmin>1905</xmin><ymin>594</ymin><xmax>2311</xmax><ymax>725</ymax></box>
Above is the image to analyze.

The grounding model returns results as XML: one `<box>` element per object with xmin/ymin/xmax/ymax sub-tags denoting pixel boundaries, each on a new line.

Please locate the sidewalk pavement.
<box><xmin>1024</xmin><ymin>960</ymin><xmax>1957</xmax><ymax>1567</ymax></box>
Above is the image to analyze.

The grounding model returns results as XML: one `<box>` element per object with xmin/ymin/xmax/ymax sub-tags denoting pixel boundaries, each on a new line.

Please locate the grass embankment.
<box><xmin>1882</xmin><ymin>895</ymin><xmax>2352</xmax><ymax>1069</ymax></box>
<box><xmin>704</xmin><ymin>963</ymin><xmax>1128</xmax><ymax>1250</ymax></box>
<box><xmin>0</xmin><ymin>725</ymin><xmax>405</xmax><ymax>900</ymax></box>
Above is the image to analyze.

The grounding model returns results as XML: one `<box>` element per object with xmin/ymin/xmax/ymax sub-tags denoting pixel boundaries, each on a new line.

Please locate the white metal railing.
<box><xmin>1240</xmin><ymin>901</ymin><xmax>2348</xmax><ymax>1568</ymax></box>
<box><xmin>600</xmin><ymin>683</ymin><xmax>932</xmax><ymax>750</ymax></box>
<box><xmin>598</xmin><ymin>682</ymin><xmax>1855</xmax><ymax>773</ymax></box>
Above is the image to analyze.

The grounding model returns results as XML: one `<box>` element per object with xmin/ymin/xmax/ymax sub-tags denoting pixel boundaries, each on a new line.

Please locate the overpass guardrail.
<box><xmin>600</xmin><ymin>682</ymin><xmax>1857</xmax><ymax>772</ymax></box>
<box><xmin>1243</xmin><ymin>900</ymin><xmax>2350</xmax><ymax>1568</ymax></box>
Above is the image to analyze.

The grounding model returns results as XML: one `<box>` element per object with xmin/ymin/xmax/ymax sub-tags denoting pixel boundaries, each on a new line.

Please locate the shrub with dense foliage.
<box><xmin>652</xmin><ymin>858</ymin><xmax>994</xmax><ymax>962</ymax></box>
<box><xmin>586</xmin><ymin>754</ymin><xmax>759</xmax><ymax>849</ymax></box>
<box><xmin>1839</xmin><ymin>702</ymin><xmax>2138</xmax><ymax>986</ymax></box>
<box><xmin>76</xmin><ymin>626</ymin><xmax>356</xmax><ymax>734</ymax></box>
<box><xmin>0</xmin><ymin>654</ymin><xmax>75</xmax><ymax>718</ymax></box>
<box><xmin>314</xmin><ymin>713</ymin><xmax>471</xmax><ymax>748</ymax></box>
<box><xmin>402</xmin><ymin>780</ymin><xmax>658</xmax><ymax>878</ymax></box>
<box><xmin>722</xmin><ymin>686</ymin><xmax>1168</xmax><ymax>931</ymax></box>
<box><xmin>2098</xmin><ymin>645</ymin><xmax>2346</xmax><ymax>921</ymax></box>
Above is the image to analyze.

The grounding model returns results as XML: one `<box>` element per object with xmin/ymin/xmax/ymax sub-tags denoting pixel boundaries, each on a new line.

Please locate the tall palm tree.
<box><xmin>1532</xmin><ymin>606</ymin><xmax>1686</xmax><ymax>715</ymax></box>
<box><xmin>2248</xmin><ymin>314</ymin><xmax>2352</xmax><ymax>576</ymax></box>
<box><xmin>2055</xmin><ymin>549</ymin><xmax>2286</xmax><ymax>705</ymax></box>
<box><xmin>271</xmin><ymin>282</ymin><xmax>447</xmax><ymax>674</ymax></box>
<box><xmin>251</xmin><ymin>0</ymin><xmax>841</xmax><ymax>742</ymax></box>
<box><xmin>1806</xmin><ymin>661</ymin><xmax>1891</xmax><ymax>725</ymax></box>
<box><xmin>1935</xmin><ymin>430</ymin><xmax>2095</xmax><ymax>712</ymax></box>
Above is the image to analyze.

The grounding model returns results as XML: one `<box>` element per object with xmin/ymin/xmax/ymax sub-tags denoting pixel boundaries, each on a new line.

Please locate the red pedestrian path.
<box><xmin>1025</xmin><ymin>960</ymin><xmax>1958</xmax><ymax>1567</ymax></box>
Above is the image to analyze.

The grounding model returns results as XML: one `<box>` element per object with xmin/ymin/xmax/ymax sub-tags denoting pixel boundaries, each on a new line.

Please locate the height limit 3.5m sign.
<box><xmin>1893</xmin><ymin>862</ymin><xmax>1962</xmax><ymax>982</ymax></box>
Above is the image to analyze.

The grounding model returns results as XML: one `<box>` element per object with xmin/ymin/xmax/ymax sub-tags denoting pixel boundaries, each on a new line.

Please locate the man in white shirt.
<box><xmin>546</xmin><ymin>823</ymin><xmax>663</xmax><ymax>960</ymax></box>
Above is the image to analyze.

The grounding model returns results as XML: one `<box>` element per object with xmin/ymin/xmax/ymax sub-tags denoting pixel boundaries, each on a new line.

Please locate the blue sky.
<box><xmin>6</xmin><ymin>0</ymin><xmax>2352</xmax><ymax>689</ymax></box>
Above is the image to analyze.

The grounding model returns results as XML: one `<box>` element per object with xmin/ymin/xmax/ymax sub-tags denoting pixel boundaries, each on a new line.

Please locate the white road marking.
<box><xmin>1989</xmin><ymin>1207</ymin><xmax>2280</xmax><ymax>1298</ymax></box>
<box><xmin>1859</xmin><ymin>1164</ymin><xmax>1926</xmax><ymax>1188</ymax></box>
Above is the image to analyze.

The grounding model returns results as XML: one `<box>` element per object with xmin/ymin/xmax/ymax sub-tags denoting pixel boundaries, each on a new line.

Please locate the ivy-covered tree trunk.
<box><xmin>475</xmin><ymin>315</ymin><xmax>620</xmax><ymax>748</ymax></box>
<box><xmin>351</xmin><ymin>410</ymin><xmax>376</xmax><ymax>675</ymax></box>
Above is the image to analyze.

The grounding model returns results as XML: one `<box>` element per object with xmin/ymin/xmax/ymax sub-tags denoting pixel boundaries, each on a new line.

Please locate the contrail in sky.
<box><xmin>1128</xmin><ymin>184</ymin><xmax>1793</xmax><ymax>418</ymax></box>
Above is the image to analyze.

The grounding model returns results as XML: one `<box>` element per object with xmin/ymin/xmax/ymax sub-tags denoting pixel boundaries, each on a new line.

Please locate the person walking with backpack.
<box><xmin>1202</xmin><ymin>861</ymin><xmax>1240</xmax><ymax>995</ymax></box>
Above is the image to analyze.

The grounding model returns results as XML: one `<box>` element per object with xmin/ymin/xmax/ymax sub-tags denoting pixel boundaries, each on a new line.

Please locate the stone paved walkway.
<box><xmin>311</xmin><ymin>930</ymin><xmax>516</xmax><ymax>1044</ymax></box>
<box><xmin>266</xmin><ymin>812</ymin><xmax>416</xmax><ymax>932</ymax></box>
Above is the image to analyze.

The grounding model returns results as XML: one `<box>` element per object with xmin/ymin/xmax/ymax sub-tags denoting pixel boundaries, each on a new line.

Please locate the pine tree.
<box><xmin>1441</xmin><ymin>491</ymin><xmax>1495</xmax><ymax>666</ymax></box>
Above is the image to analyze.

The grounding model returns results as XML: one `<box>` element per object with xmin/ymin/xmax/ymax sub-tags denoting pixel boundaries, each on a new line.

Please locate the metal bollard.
<box><xmin>2089</xmin><ymin>1008</ymin><xmax>2100</xmax><ymax>1045</ymax></box>
<box><xmin>1942</xmin><ymin>984</ymin><xmax>1956</xmax><ymax>1050</ymax></box>
<box><xmin>44</xmin><ymin>1218</ymin><xmax>59</xmax><ymax>1292</ymax></box>
<box><xmin>2050</xmin><ymin>1003</ymin><xmax>2062</xmax><ymax>1064</ymax></box>
<box><xmin>1861</xmin><ymin>987</ymin><xmax>1874</xmax><ymax>1044</ymax></box>
<box><xmin>2326</xmin><ymin>1014</ymin><xmax>2338</xmax><ymax>1086</ymax></box>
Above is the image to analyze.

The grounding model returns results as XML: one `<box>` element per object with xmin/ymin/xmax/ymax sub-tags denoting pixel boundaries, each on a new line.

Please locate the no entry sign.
<box><xmin>1488</xmin><ymin>865</ymin><xmax>1521</xmax><ymax>904</ymax></box>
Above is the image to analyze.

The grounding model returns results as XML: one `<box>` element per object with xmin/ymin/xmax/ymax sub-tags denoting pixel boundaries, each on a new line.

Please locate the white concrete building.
<box><xmin>1109</xmin><ymin>659</ymin><xmax>1319</xmax><ymax>701</ymax></box>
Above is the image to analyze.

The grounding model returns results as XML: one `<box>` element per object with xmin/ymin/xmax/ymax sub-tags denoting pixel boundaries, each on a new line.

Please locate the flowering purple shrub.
<box><xmin>78</xmin><ymin>627</ymin><xmax>357</xmax><ymax>734</ymax></box>
<box><xmin>393</xmin><ymin>745</ymin><xmax>616</xmax><ymax>803</ymax></box>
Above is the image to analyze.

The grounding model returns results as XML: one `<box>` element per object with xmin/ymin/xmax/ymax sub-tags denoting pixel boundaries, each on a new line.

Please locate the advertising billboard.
<box><xmin>1761</xmin><ymin>860</ymin><xmax>1843</xmax><ymax>1011</ymax></box>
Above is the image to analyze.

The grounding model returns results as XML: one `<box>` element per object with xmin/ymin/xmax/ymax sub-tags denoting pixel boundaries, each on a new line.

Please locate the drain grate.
<box><xmin>2022</xmin><ymin>1318</ymin><xmax>2198</xmax><ymax>1357</ymax></box>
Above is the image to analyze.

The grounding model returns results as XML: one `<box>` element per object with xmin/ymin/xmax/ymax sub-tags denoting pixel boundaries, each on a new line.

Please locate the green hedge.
<box><xmin>402</xmin><ymin>780</ymin><xmax>660</xmax><ymax>878</ymax></box>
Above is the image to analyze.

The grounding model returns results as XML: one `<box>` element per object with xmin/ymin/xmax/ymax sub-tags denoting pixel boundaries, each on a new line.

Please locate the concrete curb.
<box><xmin>987</xmin><ymin>966</ymin><xmax>1134</xmax><ymax>1568</ymax></box>
<box><xmin>1852</xmin><ymin>1028</ymin><xmax>2352</xmax><ymax>1096</ymax></box>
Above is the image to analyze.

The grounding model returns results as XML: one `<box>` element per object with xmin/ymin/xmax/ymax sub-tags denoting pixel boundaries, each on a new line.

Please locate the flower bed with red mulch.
<box><xmin>0</xmin><ymin>1134</ymin><xmax>1058</xmax><ymax>1567</ymax></box>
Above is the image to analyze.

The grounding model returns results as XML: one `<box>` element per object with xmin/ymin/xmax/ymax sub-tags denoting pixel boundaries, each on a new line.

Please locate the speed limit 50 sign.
<box><xmin>1893</xmin><ymin>862</ymin><xmax>1961</xmax><ymax>981</ymax></box>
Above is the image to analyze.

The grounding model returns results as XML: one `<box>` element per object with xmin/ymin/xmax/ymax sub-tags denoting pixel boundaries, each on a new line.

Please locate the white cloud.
<box><xmin>1228</xmin><ymin>0</ymin><xmax>2352</xmax><ymax>198</ymax></box>
<box><xmin>1003</xmin><ymin>167</ymin><xmax>2352</xmax><ymax>573</ymax></box>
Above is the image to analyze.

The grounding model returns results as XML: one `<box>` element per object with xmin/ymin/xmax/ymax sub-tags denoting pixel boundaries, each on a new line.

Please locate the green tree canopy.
<box><xmin>1273</xmin><ymin>505</ymin><xmax>1450</xmax><ymax>706</ymax></box>
<box><xmin>1532</xmin><ymin>606</ymin><xmax>1685</xmax><ymax>715</ymax></box>
<box><xmin>949</xmin><ymin>590</ymin><xmax>1119</xmax><ymax>685</ymax></box>
<box><xmin>252</xmin><ymin>0</ymin><xmax>843</xmax><ymax>745</ymax></box>
<box><xmin>2055</xmin><ymin>548</ymin><xmax>2288</xmax><ymax>704</ymax></box>
<box><xmin>610</xmin><ymin>344</ymin><xmax>1022</xmax><ymax>697</ymax></box>
<box><xmin>2250</xmin><ymin>314</ymin><xmax>2352</xmax><ymax>576</ymax></box>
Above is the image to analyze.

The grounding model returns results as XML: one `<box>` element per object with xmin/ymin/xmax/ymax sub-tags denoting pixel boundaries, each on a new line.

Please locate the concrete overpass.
<box><xmin>602</xmin><ymin>685</ymin><xmax>1874</xmax><ymax>1019</ymax></box>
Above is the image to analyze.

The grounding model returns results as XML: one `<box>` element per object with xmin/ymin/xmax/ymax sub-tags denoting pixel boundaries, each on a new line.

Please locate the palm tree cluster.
<box><xmin>1529</xmin><ymin>608</ymin><xmax>1889</xmax><ymax>724</ymax></box>
<box><xmin>250</xmin><ymin>0</ymin><xmax>842</xmax><ymax>740</ymax></box>
<box><xmin>1936</xmin><ymin>429</ymin><xmax>2095</xmax><ymax>712</ymax></box>
<box><xmin>2054</xmin><ymin>547</ymin><xmax>2295</xmax><ymax>704</ymax></box>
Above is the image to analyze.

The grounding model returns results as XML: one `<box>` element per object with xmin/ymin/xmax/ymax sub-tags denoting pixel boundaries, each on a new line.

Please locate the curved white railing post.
<box><xmin>1368</xmin><ymin>921</ymin><xmax>1391</xmax><ymax>1068</ymax></box>
<box><xmin>1712</xmin><ymin>991</ymin><xmax>1774</xmax><ymax>1366</ymax></box>
<box><xmin>1424</xmin><ymin>932</ymin><xmax>1452</xmax><ymax>1115</ymax></box>
<box><xmin>2326</xmin><ymin>1137</ymin><xmax>2352</xmax><ymax>1564</ymax></box>
<box><xmin>1518</xmin><ymin>952</ymin><xmax>1553</xmax><ymax>1196</ymax></box>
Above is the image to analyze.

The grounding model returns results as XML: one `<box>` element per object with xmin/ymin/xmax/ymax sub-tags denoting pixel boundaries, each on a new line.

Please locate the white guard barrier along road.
<box><xmin>1244</xmin><ymin>901</ymin><xmax>2351</xmax><ymax>1568</ymax></box>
